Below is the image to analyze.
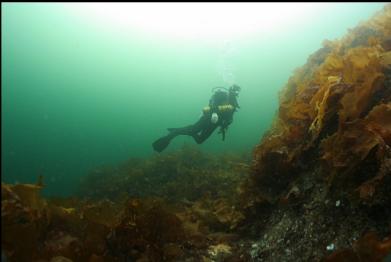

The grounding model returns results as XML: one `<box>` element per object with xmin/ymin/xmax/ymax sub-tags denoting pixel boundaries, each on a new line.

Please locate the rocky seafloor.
<box><xmin>2</xmin><ymin>4</ymin><xmax>391</xmax><ymax>262</ymax></box>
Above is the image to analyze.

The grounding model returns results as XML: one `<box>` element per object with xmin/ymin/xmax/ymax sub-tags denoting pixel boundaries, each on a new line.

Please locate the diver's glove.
<box><xmin>211</xmin><ymin>113</ymin><xmax>219</xmax><ymax>124</ymax></box>
<box><xmin>218</xmin><ymin>127</ymin><xmax>226</xmax><ymax>141</ymax></box>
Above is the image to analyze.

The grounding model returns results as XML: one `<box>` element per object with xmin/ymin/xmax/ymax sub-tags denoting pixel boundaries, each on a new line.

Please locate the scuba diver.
<box><xmin>152</xmin><ymin>84</ymin><xmax>241</xmax><ymax>152</ymax></box>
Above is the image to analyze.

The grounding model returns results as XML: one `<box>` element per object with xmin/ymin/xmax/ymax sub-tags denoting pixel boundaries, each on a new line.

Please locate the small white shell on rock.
<box><xmin>326</xmin><ymin>243</ymin><xmax>335</xmax><ymax>251</ymax></box>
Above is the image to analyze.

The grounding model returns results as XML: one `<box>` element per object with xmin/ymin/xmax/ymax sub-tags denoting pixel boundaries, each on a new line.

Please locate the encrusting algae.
<box><xmin>2</xmin><ymin>4</ymin><xmax>391</xmax><ymax>262</ymax></box>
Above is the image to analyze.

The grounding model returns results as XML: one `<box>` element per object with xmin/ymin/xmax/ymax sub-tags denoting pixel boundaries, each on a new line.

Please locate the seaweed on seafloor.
<box><xmin>77</xmin><ymin>144</ymin><xmax>248</xmax><ymax>204</ymax></box>
<box><xmin>105</xmin><ymin>198</ymin><xmax>187</xmax><ymax>261</ymax></box>
<box><xmin>180</xmin><ymin>196</ymin><xmax>245</xmax><ymax>233</ymax></box>
<box><xmin>2</xmin><ymin>144</ymin><xmax>249</xmax><ymax>261</ymax></box>
<box><xmin>2</xmin><ymin>182</ymin><xmax>184</xmax><ymax>261</ymax></box>
<box><xmin>2</xmin><ymin>177</ymin><xmax>126</xmax><ymax>261</ymax></box>
<box><xmin>1</xmin><ymin>180</ymin><xmax>50</xmax><ymax>262</ymax></box>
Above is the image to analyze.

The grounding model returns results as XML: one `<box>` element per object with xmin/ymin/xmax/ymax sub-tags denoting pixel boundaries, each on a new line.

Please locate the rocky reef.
<box><xmin>2</xmin><ymin>4</ymin><xmax>391</xmax><ymax>262</ymax></box>
<box><xmin>247</xmin><ymin>5</ymin><xmax>391</xmax><ymax>204</ymax></box>
<box><xmin>241</xmin><ymin>3</ymin><xmax>391</xmax><ymax>261</ymax></box>
<box><xmin>77</xmin><ymin>144</ymin><xmax>250</xmax><ymax>203</ymax></box>
<box><xmin>2</xmin><ymin>146</ymin><xmax>251</xmax><ymax>262</ymax></box>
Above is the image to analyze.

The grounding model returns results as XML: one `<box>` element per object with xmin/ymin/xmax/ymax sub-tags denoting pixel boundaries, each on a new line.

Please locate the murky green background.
<box><xmin>1</xmin><ymin>3</ymin><xmax>385</xmax><ymax>196</ymax></box>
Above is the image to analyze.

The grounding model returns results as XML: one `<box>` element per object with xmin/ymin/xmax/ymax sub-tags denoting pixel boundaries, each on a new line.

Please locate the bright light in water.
<box><xmin>74</xmin><ymin>3</ymin><xmax>323</xmax><ymax>40</ymax></box>
<box><xmin>70</xmin><ymin>3</ymin><xmax>326</xmax><ymax>85</ymax></box>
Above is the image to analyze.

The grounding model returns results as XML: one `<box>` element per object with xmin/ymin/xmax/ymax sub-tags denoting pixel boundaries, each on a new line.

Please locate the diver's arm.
<box><xmin>221</xmin><ymin>118</ymin><xmax>232</xmax><ymax>130</ymax></box>
<box><xmin>222</xmin><ymin>111</ymin><xmax>234</xmax><ymax>128</ymax></box>
<box><xmin>218</xmin><ymin>117</ymin><xmax>233</xmax><ymax>141</ymax></box>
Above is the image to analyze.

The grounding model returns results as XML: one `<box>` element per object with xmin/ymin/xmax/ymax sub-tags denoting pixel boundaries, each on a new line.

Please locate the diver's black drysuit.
<box><xmin>152</xmin><ymin>87</ymin><xmax>240</xmax><ymax>152</ymax></box>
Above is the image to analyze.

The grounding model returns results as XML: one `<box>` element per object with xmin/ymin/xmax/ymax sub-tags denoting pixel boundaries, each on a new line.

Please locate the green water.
<box><xmin>1</xmin><ymin>3</ymin><xmax>386</xmax><ymax>196</ymax></box>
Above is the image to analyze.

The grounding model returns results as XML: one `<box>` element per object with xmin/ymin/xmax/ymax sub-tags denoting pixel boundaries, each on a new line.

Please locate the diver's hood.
<box><xmin>229</xmin><ymin>84</ymin><xmax>241</xmax><ymax>96</ymax></box>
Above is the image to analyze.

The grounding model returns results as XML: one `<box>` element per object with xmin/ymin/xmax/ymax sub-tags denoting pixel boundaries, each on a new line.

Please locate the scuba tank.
<box><xmin>210</xmin><ymin>87</ymin><xmax>229</xmax><ymax>105</ymax></box>
<box><xmin>203</xmin><ymin>87</ymin><xmax>233</xmax><ymax>114</ymax></box>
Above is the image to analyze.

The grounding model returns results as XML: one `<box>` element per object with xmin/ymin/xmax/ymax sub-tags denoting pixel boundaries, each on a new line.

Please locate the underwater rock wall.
<box><xmin>236</xmin><ymin>5</ymin><xmax>391</xmax><ymax>261</ymax></box>
<box><xmin>248</xmin><ymin>4</ymin><xmax>391</xmax><ymax>205</ymax></box>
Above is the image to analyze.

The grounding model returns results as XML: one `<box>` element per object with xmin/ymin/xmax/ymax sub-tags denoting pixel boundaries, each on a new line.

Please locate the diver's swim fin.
<box><xmin>152</xmin><ymin>135</ymin><xmax>172</xmax><ymax>152</ymax></box>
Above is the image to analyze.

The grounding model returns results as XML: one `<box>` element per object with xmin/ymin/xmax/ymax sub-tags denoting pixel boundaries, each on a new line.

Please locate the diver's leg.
<box><xmin>192</xmin><ymin>124</ymin><xmax>218</xmax><ymax>144</ymax></box>
<box><xmin>153</xmin><ymin>116</ymin><xmax>208</xmax><ymax>152</ymax></box>
<box><xmin>168</xmin><ymin>115</ymin><xmax>207</xmax><ymax>136</ymax></box>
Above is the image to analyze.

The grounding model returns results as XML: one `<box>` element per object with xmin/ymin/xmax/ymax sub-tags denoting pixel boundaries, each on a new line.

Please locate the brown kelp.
<box><xmin>78</xmin><ymin>144</ymin><xmax>250</xmax><ymax>203</ymax></box>
<box><xmin>240</xmin><ymin>4</ymin><xmax>391</xmax><ymax>262</ymax></box>
<box><xmin>247</xmin><ymin>4</ymin><xmax>391</xmax><ymax>204</ymax></box>
<box><xmin>2</xmin><ymin>146</ymin><xmax>249</xmax><ymax>262</ymax></box>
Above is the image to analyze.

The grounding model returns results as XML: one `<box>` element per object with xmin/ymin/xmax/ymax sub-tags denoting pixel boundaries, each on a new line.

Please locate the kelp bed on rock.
<box><xmin>248</xmin><ymin>6</ymin><xmax>391</xmax><ymax>203</ymax></box>
<box><xmin>77</xmin><ymin>144</ymin><xmax>251</xmax><ymax>203</ymax></box>
<box><xmin>2</xmin><ymin>146</ymin><xmax>251</xmax><ymax>262</ymax></box>
<box><xmin>3</xmin><ymin>5</ymin><xmax>391</xmax><ymax>262</ymax></box>
<box><xmin>241</xmin><ymin>4</ymin><xmax>391</xmax><ymax>262</ymax></box>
